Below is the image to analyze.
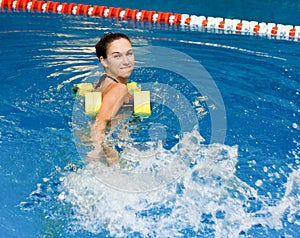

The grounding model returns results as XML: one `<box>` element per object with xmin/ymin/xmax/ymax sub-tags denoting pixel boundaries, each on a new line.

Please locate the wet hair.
<box><xmin>95</xmin><ymin>32</ymin><xmax>132</xmax><ymax>59</ymax></box>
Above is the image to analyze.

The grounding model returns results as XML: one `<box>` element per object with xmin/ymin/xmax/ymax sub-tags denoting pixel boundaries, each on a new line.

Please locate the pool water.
<box><xmin>0</xmin><ymin>0</ymin><xmax>300</xmax><ymax>237</ymax></box>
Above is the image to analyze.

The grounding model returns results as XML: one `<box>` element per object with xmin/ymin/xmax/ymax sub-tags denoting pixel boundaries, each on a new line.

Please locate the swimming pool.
<box><xmin>0</xmin><ymin>0</ymin><xmax>299</xmax><ymax>237</ymax></box>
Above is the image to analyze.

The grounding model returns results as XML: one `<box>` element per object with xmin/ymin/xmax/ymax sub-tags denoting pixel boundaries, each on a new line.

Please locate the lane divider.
<box><xmin>1</xmin><ymin>0</ymin><xmax>299</xmax><ymax>41</ymax></box>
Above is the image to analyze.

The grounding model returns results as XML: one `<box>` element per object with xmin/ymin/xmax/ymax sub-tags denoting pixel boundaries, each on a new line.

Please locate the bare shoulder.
<box><xmin>102</xmin><ymin>83</ymin><xmax>128</xmax><ymax>102</ymax></box>
<box><xmin>109</xmin><ymin>83</ymin><xmax>128</xmax><ymax>96</ymax></box>
<box><xmin>98</xmin><ymin>83</ymin><xmax>129</xmax><ymax>119</ymax></box>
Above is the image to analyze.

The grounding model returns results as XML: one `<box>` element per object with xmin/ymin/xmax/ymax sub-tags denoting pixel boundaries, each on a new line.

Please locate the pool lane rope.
<box><xmin>2</xmin><ymin>0</ymin><xmax>300</xmax><ymax>41</ymax></box>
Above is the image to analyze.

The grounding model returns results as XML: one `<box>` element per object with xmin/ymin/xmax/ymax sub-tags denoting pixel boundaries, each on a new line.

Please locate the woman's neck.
<box><xmin>106</xmin><ymin>74</ymin><xmax>128</xmax><ymax>84</ymax></box>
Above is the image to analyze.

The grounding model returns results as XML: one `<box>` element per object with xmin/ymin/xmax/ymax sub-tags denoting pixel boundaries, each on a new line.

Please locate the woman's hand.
<box><xmin>87</xmin><ymin>119</ymin><xmax>120</xmax><ymax>166</ymax></box>
<box><xmin>103</xmin><ymin>145</ymin><xmax>119</xmax><ymax>166</ymax></box>
<box><xmin>86</xmin><ymin>122</ymin><xmax>105</xmax><ymax>162</ymax></box>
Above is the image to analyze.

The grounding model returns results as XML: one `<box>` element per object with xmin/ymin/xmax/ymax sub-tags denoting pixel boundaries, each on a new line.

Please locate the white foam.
<box><xmin>24</xmin><ymin>130</ymin><xmax>300</xmax><ymax>236</ymax></box>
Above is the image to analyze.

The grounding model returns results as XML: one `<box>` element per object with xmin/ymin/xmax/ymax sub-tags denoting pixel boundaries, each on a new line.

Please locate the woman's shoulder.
<box><xmin>113</xmin><ymin>82</ymin><xmax>128</xmax><ymax>92</ymax></box>
<box><xmin>103</xmin><ymin>82</ymin><xmax>127</xmax><ymax>99</ymax></box>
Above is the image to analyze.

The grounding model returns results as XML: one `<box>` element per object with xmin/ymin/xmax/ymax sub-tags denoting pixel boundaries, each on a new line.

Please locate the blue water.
<box><xmin>0</xmin><ymin>0</ymin><xmax>300</xmax><ymax>237</ymax></box>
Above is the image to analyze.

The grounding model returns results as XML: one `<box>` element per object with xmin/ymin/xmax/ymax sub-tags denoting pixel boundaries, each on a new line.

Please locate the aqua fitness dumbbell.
<box><xmin>72</xmin><ymin>82</ymin><xmax>151</xmax><ymax>117</ymax></box>
<box><xmin>84</xmin><ymin>91</ymin><xmax>102</xmax><ymax>116</ymax></box>
<box><xmin>72</xmin><ymin>83</ymin><xmax>94</xmax><ymax>97</ymax></box>
<box><xmin>72</xmin><ymin>83</ymin><xmax>102</xmax><ymax>117</ymax></box>
<box><xmin>134</xmin><ymin>91</ymin><xmax>151</xmax><ymax>117</ymax></box>
<box><xmin>128</xmin><ymin>82</ymin><xmax>151</xmax><ymax>117</ymax></box>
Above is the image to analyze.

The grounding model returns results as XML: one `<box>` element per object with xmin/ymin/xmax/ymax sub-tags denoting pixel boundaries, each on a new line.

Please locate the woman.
<box><xmin>87</xmin><ymin>32</ymin><xmax>135</xmax><ymax>166</ymax></box>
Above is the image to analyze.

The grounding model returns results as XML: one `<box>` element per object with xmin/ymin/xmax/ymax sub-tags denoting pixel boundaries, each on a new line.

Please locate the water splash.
<box><xmin>20</xmin><ymin>131</ymin><xmax>300</xmax><ymax>237</ymax></box>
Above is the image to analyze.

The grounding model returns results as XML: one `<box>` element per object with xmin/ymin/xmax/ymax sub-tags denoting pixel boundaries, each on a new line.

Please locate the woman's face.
<box><xmin>100</xmin><ymin>38</ymin><xmax>134</xmax><ymax>80</ymax></box>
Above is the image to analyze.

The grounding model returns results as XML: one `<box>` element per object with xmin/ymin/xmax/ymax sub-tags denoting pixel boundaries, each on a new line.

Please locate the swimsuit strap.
<box><xmin>94</xmin><ymin>74</ymin><xmax>106</xmax><ymax>89</ymax></box>
<box><xmin>94</xmin><ymin>74</ymin><xmax>119</xmax><ymax>90</ymax></box>
<box><xmin>105</xmin><ymin>74</ymin><xmax>119</xmax><ymax>83</ymax></box>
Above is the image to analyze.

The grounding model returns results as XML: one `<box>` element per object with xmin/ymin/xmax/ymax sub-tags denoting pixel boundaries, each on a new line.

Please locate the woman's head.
<box><xmin>95</xmin><ymin>33</ymin><xmax>134</xmax><ymax>80</ymax></box>
<box><xmin>95</xmin><ymin>32</ymin><xmax>132</xmax><ymax>59</ymax></box>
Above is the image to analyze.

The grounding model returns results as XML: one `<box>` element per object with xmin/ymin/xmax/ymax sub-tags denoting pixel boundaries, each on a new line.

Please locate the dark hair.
<box><xmin>95</xmin><ymin>32</ymin><xmax>131</xmax><ymax>59</ymax></box>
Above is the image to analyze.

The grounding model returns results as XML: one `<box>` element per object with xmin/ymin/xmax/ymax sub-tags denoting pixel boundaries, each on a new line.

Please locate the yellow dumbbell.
<box><xmin>72</xmin><ymin>83</ymin><xmax>94</xmax><ymax>97</ymax></box>
<box><xmin>134</xmin><ymin>91</ymin><xmax>151</xmax><ymax>117</ymax></box>
<box><xmin>84</xmin><ymin>92</ymin><xmax>102</xmax><ymax>116</ymax></box>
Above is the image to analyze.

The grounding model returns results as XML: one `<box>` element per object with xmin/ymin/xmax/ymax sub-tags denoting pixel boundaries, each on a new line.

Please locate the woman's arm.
<box><xmin>89</xmin><ymin>83</ymin><xmax>128</xmax><ymax>166</ymax></box>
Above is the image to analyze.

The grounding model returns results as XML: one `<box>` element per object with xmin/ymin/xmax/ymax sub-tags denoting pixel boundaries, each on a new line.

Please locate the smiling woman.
<box><xmin>87</xmin><ymin>32</ymin><xmax>135</xmax><ymax>166</ymax></box>
<box><xmin>1</xmin><ymin>0</ymin><xmax>300</xmax><ymax>236</ymax></box>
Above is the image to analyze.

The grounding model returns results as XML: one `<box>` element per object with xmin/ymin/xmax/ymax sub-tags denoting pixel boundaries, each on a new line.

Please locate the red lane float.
<box><xmin>123</xmin><ymin>8</ymin><xmax>138</xmax><ymax>20</ymax></box>
<box><xmin>1</xmin><ymin>0</ymin><xmax>299</xmax><ymax>41</ymax></box>
<box><xmin>92</xmin><ymin>6</ymin><xmax>106</xmax><ymax>17</ymax></box>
